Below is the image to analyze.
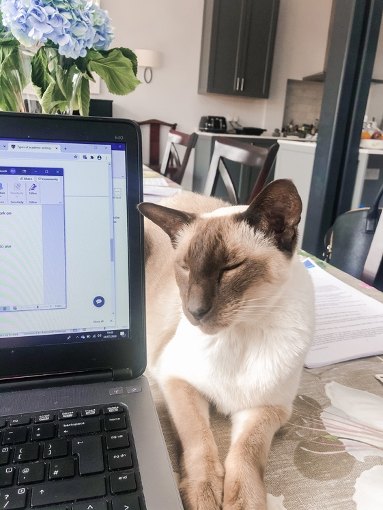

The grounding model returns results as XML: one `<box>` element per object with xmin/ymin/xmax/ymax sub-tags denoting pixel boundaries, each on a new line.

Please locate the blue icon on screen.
<box><xmin>93</xmin><ymin>296</ymin><xmax>105</xmax><ymax>308</ymax></box>
<box><xmin>10</xmin><ymin>168</ymin><xmax>16</xmax><ymax>174</ymax></box>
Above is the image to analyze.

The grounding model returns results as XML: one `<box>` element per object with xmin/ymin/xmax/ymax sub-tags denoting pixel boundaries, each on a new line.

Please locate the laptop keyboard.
<box><xmin>0</xmin><ymin>404</ymin><xmax>145</xmax><ymax>510</ymax></box>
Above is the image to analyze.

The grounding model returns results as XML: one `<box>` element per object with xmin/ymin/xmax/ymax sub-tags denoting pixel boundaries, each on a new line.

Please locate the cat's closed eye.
<box><xmin>218</xmin><ymin>261</ymin><xmax>245</xmax><ymax>283</ymax></box>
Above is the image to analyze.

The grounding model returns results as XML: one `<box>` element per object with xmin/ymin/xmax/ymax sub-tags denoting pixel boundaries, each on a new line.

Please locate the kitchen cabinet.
<box><xmin>198</xmin><ymin>0</ymin><xmax>280</xmax><ymax>98</ymax></box>
<box><xmin>193</xmin><ymin>132</ymin><xmax>278</xmax><ymax>203</ymax></box>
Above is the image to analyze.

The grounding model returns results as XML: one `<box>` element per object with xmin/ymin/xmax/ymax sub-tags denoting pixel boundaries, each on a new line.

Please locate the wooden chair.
<box><xmin>138</xmin><ymin>119</ymin><xmax>177</xmax><ymax>172</ymax></box>
<box><xmin>203</xmin><ymin>137</ymin><xmax>279</xmax><ymax>204</ymax></box>
<box><xmin>160</xmin><ymin>129</ymin><xmax>198</xmax><ymax>184</ymax></box>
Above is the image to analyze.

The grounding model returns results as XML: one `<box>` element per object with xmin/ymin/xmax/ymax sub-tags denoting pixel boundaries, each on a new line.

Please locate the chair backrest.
<box><xmin>160</xmin><ymin>129</ymin><xmax>198</xmax><ymax>184</ymax></box>
<box><xmin>138</xmin><ymin>119</ymin><xmax>177</xmax><ymax>172</ymax></box>
<box><xmin>203</xmin><ymin>137</ymin><xmax>279</xmax><ymax>204</ymax></box>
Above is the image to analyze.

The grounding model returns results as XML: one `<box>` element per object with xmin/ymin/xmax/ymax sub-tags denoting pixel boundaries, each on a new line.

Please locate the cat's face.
<box><xmin>172</xmin><ymin>214</ymin><xmax>292</xmax><ymax>334</ymax></box>
<box><xmin>138</xmin><ymin>179</ymin><xmax>302</xmax><ymax>334</ymax></box>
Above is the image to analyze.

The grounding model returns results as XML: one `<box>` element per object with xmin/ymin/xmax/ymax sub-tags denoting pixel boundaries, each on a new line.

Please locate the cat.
<box><xmin>138</xmin><ymin>179</ymin><xmax>315</xmax><ymax>510</ymax></box>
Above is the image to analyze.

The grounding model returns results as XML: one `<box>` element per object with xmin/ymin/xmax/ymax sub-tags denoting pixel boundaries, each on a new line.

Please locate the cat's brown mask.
<box><xmin>138</xmin><ymin>179</ymin><xmax>302</xmax><ymax>333</ymax></box>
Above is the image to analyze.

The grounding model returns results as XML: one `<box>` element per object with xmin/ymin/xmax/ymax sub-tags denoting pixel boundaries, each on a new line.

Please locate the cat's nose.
<box><xmin>187</xmin><ymin>304</ymin><xmax>211</xmax><ymax>321</ymax></box>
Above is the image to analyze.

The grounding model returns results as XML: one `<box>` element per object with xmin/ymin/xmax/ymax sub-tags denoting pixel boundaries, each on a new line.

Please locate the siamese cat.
<box><xmin>138</xmin><ymin>179</ymin><xmax>315</xmax><ymax>510</ymax></box>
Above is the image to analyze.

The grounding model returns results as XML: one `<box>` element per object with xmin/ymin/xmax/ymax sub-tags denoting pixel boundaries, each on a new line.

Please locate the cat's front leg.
<box><xmin>162</xmin><ymin>377</ymin><xmax>225</xmax><ymax>510</ymax></box>
<box><xmin>223</xmin><ymin>406</ymin><xmax>290</xmax><ymax>510</ymax></box>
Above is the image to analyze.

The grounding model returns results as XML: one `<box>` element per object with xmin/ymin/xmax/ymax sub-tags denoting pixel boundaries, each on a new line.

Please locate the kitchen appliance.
<box><xmin>199</xmin><ymin>116</ymin><xmax>227</xmax><ymax>133</ymax></box>
<box><xmin>233</xmin><ymin>127</ymin><xmax>266</xmax><ymax>135</ymax></box>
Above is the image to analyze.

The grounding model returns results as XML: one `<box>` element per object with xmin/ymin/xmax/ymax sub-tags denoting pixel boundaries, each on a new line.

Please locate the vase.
<box><xmin>23</xmin><ymin>46</ymin><xmax>83</xmax><ymax>115</ymax></box>
<box><xmin>0</xmin><ymin>44</ymin><xmax>84</xmax><ymax>115</ymax></box>
<box><xmin>43</xmin><ymin>48</ymin><xmax>83</xmax><ymax>115</ymax></box>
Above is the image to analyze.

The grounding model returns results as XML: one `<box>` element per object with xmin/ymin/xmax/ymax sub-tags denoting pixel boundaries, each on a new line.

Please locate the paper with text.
<box><xmin>304</xmin><ymin>259</ymin><xmax>383</xmax><ymax>368</ymax></box>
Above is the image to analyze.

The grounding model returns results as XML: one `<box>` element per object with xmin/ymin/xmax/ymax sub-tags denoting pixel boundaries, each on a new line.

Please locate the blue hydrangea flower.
<box><xmin>0</xmin><ymin>0</ymin><xmax>115</xmax><ymax>59</ymax></box>
<box><xmin>90</xmin><ymin>4</ymin><xmax>114</xmax><ymax>51</ymax></box>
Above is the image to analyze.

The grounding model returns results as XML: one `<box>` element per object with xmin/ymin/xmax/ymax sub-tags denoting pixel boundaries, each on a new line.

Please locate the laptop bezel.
<box><xmin>0</xmin><ymin>112</ymin><xmax>146</xmax><ymax>381</ymax></box>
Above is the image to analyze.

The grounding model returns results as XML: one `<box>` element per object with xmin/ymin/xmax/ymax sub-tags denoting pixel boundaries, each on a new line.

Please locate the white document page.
<box><xmin>304</xmin><ymin>259</ymin><xmax>383</xmax><ymax>368</ymax></box>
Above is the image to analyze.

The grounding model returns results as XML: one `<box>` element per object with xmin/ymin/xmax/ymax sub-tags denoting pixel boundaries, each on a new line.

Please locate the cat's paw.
<box><xmin>223</xmin><ymin>478</ymin><xmax>267</xmax><ymax>510</ymax></box>
<box><xmin>223</xmin><ymin>502</ymin><xmax>267</xmax><ymax>510</ymax></box>
<box><xmin>179</xmin><ymin>464</ymin><xmax>225</xmax><ymax>510</ymax></box>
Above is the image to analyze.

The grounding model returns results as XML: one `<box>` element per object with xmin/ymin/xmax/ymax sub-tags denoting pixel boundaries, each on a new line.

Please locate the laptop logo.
<box><xmin>114</xmin><ymin>136</ymin><xmax>123</xmax><ymax>140</ymax></box>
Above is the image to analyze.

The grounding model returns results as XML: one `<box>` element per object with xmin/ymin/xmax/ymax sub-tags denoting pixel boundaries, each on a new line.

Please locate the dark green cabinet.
<box><xmin>198</xmin><ymin>0</ymin><xmax>280</xmax><ymax>98</ymax></box>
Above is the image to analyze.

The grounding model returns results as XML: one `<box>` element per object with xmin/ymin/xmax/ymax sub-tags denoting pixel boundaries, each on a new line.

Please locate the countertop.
<box><xmin>195</xmin><ymin>130</ymin><xmax>315</xmax><ymax>141</ymax></box>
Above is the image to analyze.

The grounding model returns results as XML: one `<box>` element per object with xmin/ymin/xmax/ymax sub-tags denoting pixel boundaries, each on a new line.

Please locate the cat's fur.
<box><xmin>138</xmin><ymin>179</ymin><xmax>315</xmax><ymax>510</ymax></box>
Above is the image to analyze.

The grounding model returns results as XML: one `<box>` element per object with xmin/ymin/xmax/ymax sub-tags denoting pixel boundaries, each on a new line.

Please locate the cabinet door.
<box><xmin>206</xmin><ymin>0</ymin><xmax>245</xmax><ymax>95</ymax></box>
<box><xmin>198</xmin><ymin>0</ymin><xmax>279</xmax><ymax>98</ymax></box>
<box><xmin>238</xmin><ymin>0</ymin><xmax>280</xmax><ymax>98</ymax></box>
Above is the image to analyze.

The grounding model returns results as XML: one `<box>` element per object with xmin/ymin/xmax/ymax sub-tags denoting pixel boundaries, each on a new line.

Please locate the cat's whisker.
<box><xmin>236</xmin><ymin>302</ymin><xmax>287</xmax><ymax>308</ymax></box>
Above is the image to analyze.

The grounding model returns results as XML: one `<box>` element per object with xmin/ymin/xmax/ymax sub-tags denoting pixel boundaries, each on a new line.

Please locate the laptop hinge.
<box><xmin>0</xmin><ymin>369</ymin><xmax>115</xmax><ymax>393</ymax></box>
<box><xmin>112</xmin><ymin>368</ymin><xmax>133</xmax><ymax>381</ymax></box>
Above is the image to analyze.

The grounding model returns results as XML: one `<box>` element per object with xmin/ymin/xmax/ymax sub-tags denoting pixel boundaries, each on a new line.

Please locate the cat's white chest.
<box><xmin>155</xmin><ymin>310</ymin><xmax>311</xmax><ymax>415</ymax></box>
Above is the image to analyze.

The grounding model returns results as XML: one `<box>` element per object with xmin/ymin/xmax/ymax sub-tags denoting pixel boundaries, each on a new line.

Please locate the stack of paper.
<box><xmin>304</xmin><ymin>259</ymin><xmax>383</xmax><ymax>368</ymax></box>
<box><xmin>143</xmin><ymin>169</ymin><xmax>182</xmax><ymax>203</ymax></box>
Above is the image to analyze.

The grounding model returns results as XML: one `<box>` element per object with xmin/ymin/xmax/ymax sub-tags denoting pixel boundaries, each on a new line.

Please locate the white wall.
<box><xmin>99</xmin><ymin>0</ymin><xmax>332</xmax><ymax>185</ymax></box>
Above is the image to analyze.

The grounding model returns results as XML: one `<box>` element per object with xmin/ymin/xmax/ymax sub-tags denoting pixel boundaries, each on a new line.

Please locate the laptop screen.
<box><xmin>0</xmin><ymin>138</ymin><xmax>130</xmax><ymax>349</ymax></box>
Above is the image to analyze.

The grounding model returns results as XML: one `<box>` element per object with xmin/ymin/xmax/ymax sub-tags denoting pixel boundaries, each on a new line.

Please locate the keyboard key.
<box><xmin>58</xmin><ymin>411</ymin><xmax>77</xmax><ymax>420</ymax></box>
<box><xmin>80</xmin><ymin>408</ymin><xmax>100</xmax><ymax>418</ymax></box>
<box><xmin>104</xmin><ymin>416</ymin><xmax>126</xmax><ymax>432</ymax></box>
<box><xmin>9</xmin><ymin>418</ymin><xmax>30</xmax><ymax>428</ymax></box>
<box><xmin>0</xmin><ymin>486</ymin><xmax>27</xmax><ymax>509</ymax></box>
<box><xmin>108</xmin><ymin>450</ymin><xmax>132</xmax><ymax>471</ymax></box>
<box><xmin>0</xmin><ymin>467</ymin><xmax>14</xmax><ymax>488</ymax></box>
<box><xmin>43</xmin><ymin>439</ymin><xmax>68</xmax><ymax>459</ymax></box>
<box><xmin>30</xmin><ymin>475</ymin><xmax>106</xmax><ymax>507</ymax></box>
<box><xmin>38</xmin><ymin>507</ymin><xmax>67</xmax><ymax>510</ymax></box>
<box><xmin>58</xmin><ymin>417</ymin><xmax>101</xmax><ymax>437</ymax></box>
<box><xmin>34</xmin><ymin>414</ymin><xmax>54</xmax><ymax>424</ymax></box>
<box><xmin>72</xmin><ymin>436</ymin><xmax>104</xmax><ymax>475</ymax></box>
<box><xmin>49</xmin><ymin>458</ymin><xmax>75</xmax><ymax>480</ymax></box>
<box><xmin>14</xmin><ymin>444</ymin><xmax>39</xmax><ymax>463</ymax></box>
<box><xmin>73</xmin><ymin>500</ymin><xmax>107</xmax><ymax>510</ymax></box>
<box><xmin>106</xmin><ymin>432</ymin><xmax>129</xmax><ymax>450</ymax></box>
<box><xmin>2</xmin><ymin>428</ymin><xmax>28</xmax><ymax>445</ymax></box>
<box><xmin>18</xmin><ymin>463</ymin><xmax>44</xmax><ymax>485</ymax></box>
<box><xmin>110</xmin><ymin>472</ymin><xmax>136</xmax><ymax>494</ymax></box>
<box><xmin>0</xmin><ymin>448</ymin><xmax>10</xmax><ymax>466</ymax></box>
<box><xmin>31</xmin><ymin>424</ymin><xmax>55</xmax><ymax>442</ymax></box>
<box><xmin>111</xmin><ymin>494</ymin><xmax>140</xmax><ymax>510</ymax></box>
<box><xmin>103</xmin><ymin>405</ymin><xmax>124</xmax><ymax>415</ymax></box>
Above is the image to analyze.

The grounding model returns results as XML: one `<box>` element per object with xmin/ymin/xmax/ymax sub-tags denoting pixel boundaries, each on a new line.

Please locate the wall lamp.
<box><xmin>134</xmin><ymin>49</ymin><xmax>162</xmax><ymax>83</ymax></box>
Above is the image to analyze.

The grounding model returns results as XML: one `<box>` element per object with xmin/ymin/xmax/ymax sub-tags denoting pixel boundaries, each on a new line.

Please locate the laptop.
<box><xmin>0</xmin><ymin>112</ymin><xmax>183</xmax><ymax>510</ymax></box>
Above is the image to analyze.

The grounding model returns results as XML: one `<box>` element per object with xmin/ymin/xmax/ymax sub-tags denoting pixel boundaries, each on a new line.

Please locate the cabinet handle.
<box><xmin>236</xmin><ymin>77</ymin><xmax>240</xmax><ymax>91</ymax></box>
<box><xmin>241</xmin><ymin>78</ymin><xmax>244</xmax><ymax>91</ymax></box>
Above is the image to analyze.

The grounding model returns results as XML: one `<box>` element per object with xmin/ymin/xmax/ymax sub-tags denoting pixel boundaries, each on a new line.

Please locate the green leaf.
<box><xmin>77</xmin><ymin>76</ymin><xmax>90</xmax><ymax>116</ymax></box>
<box><xmin>31</xmin><ymin>48</ymin><xmax>55</xmax><ymax>102</ymax></box>
<box><xmin>87</xmin><ymin>48</ymin><xmax>140</xmax><ymax>96</ymax></box>
<box><xmin>99</xmin><ymin>47</ymin><xmax>138</xmax><ymax>76</ymax></box>
<box><xmin>0</xmin><ymin>44</ymin><xmax>27</xmax><ymax>112</ymax></box>
<box><xmin>0</xmin><ymin>74</ymin><xmax>21</xmax><ymax>111</ymax></box>
<box><xmin>56</xmin><ymin>62</ymin><xmax>78</xmax><ymax>100</ymax></box>
<box><xmin>39</xmin><ymin>81</ymin><xmax>56</xmax><ymax>114</ymax></box>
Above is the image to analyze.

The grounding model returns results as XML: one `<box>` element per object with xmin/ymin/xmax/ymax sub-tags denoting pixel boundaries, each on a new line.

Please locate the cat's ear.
<box><xmin>138</xmin><ymin>202</ymin><xmax>196</xmax><ymax>247</ymax></box>
<box><xmin>240</xmin><ymin>179</ymin><xmax>302</xmax><ymax>255</ymax></box>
